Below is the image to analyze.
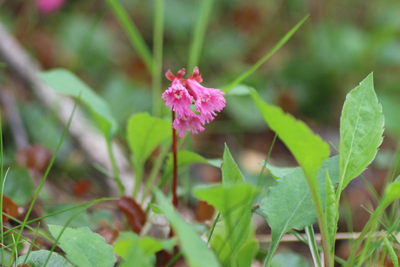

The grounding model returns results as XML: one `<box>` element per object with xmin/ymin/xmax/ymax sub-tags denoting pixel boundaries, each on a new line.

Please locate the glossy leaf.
<box><xmin>126</xmin><ymin>113</ymin><xmax>171</xmax><ymax>167</ymax></box>
<box><xmin>116</xmin><ymin>197</ymin><xmax>146</xmax><ymax>233</ymax></box>
<box><xmin>222</xmin><ymin>144</ymin><xmax>245</xmax><ymax>186</ymax></box>
<box><xmin>40</xmin><ymin>69</ymin><xmax>118</xmax><ymax>139</ymax></box>
<box><xmin>194</xmin><ymin>184</ymin><xmax>258</xmax><ymax>266</ymax></box>
<box><xmin>339</xmin><ymin>73</ymin><xmax>384</xmax><ymax>188</ymax></box>
<box><xmin>261</xmin><ymin>156</ymin><xmax>339</xmax><ymax>266</ymax></box>
<box><xmin>252</xmin><ymin>89</ymin><xmax>330</xmax><ymax>183</ymax></box>
<box><xmin>15</xmin><ymin>251</ymin><xmax>73</xmax><ymax>267</ymax></box>
<box><xmin>3</xmin><ymin>168</ymin><xmax>34</xmax><ymax>206</ymax></box>
<box><xmin>48</xmin><ymin>225</ymin><xmax>116</xmax><ymax>267</ymax></box>
<box><xmin>161</xmin><ymin>150</ymin><xmax>222</xmax><ymax>184</ymax></box>
<box><xmin>156</xmin><ymin>190</ymin><xmax>221</xmax><ymax>267</ymax></box>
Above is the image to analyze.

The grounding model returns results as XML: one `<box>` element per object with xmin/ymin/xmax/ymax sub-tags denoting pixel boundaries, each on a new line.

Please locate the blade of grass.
<box><xmin>152</xmin><ymin>0</ymin><xmax>165</xmax><ymax>117</ymax></box>
<box><xmin>22</xmin><ymin>222</ymin><xmax>41</xmax><ymax>265</ymax></box>
<box><xmin>187</xmin><ymin>0</ymin><xmax>214</xmax><ymax>72</ymax></box>
<box><xmin>223</xmin><ymin>15</ymin><xmax>309</xmax><ymax>93</ymax></box>
<box><xmin>8</xmin><ymin>97</ymin><xmax>80</xmax><ymax>266</ymax></box>
<box><xmin>305</xmin><ymin>225</ymin><xmax>322</xmax><ymax>267</ymax></box>
<box><xmin>105</xmin><ymin>0</ymin><xmax>153</xmax><ymax>73</ymax></box>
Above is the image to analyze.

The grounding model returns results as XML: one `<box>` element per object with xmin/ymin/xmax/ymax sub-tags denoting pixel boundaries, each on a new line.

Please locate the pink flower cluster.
<box><xmin>36</xmin><ymin>0</ymin><xmax>65</xmax><ymax>14</ymax></box>
<box><xmin>162</xmin><ymin>67</ymin><xmax>226</xmax><ymax>138</ymax></box>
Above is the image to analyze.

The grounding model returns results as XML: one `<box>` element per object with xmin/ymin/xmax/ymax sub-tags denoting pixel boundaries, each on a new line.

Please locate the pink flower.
<box><xmin>36</xmin><ymin>0</ymin><xmax>65</xmax><ymax>14</ymax></box>
<box><xmin>162</xmin><ymin>67</ymin><xmax>225</xmax><ymax>138</ymax></box>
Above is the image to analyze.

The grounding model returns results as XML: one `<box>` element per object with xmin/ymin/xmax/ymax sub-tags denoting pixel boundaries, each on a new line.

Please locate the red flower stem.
<box><xmin>172</xmin><ymin>111</ymin><xmax>178</xmax><ymax>209</ymax></box>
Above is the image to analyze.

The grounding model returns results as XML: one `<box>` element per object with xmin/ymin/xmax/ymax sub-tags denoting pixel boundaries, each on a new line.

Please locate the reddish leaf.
<box><xmin>72</xmin><ymin>180</ymin><xmax>93</xmax><ymax>197</ymax></box>
<box><xmin>15</xmin><ymin>144</ymin><xmax>51</xmax><ymax>174</ymax></box>
<box><xmin>98</xmin><ymin>228</ymin><xmax>120</xmax><ymax>245</ymax></box>
<box><xmin>17</xmin><ymin>264</ymin><xmax>31</xmax><ymax>267</ymax></box>
<box><xmin>2</xmin><ymin>195</ymin><xmax>19</xmax><ymax>224</ymax></box>
<box><xmin>116</xmin><ymin>197</ymin><xmax>146</xmax><ymax>233</ymax></box>
<box><xmin>195</xmin><ymin>200</ymin><xmax>215</xmax><ymax>222</ymax></box>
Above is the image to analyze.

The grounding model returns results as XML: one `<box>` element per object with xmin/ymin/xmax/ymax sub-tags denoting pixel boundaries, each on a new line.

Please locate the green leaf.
<box><xmin>260</xmin><ymin>162</ymin><xmax>296</xmax><ymax>180</ymax></box>
<box><xmin>325</xmin><ymin>172</ymin><xmax>337</xmax><ymax>253</ymax></box>
<box><xmin>222</xmin><ymin>144</ymin><xmax>246</xmax><ymax>186</ymax></box>
<box><xmin>261</xmin><ymin>156</ymin><xmax>339</xmax><ymax>266</ymax></box>
<box><xmin>382</xmin><ymin>181</ymin><xmax>400</xmax><ymax>207</ymax></box>
<box><xmin>39</xmin><ymin>69</ymin><xmax>118</xmax><ymax>139</ymax></box>
<box><xmin>15</xmin><ymin>251</ymin><xmax>73</xmax><ymax>267</ymax></box>
<box><xmin>3</xmin><ymin>168</ymin><xmax>34</xmax><ymax>206</ymax></box>
<box><xmin>194</xmin><ymin>184</ymin><xmax>258</xmax><ymax>266</ymax></box>
<box><xmin>251</xmin><ymin>90</ymin><xmax>330</xmax><ymax>183</ymax></box>
<box><xmin>161</xmin><ymin>150</ymin><xmax>222</xmax><ymax>185</ymax></box>
<box><xmin>114</xmin><ymin>232</ymin><xmax>152</xmax><ymax>267</ymax></box>
<box><xmin>48</xmin><ymin>225</ymin><xmax>116</xmax><ymax>267</ymax></box>
<box><xmin>156</xmin><ymin>190</ymin><xmax>221</xmax><ymax>267</ymax></box>
<box><xmin>44</xmin><ymin>204</ymin><xmax>93</xmax><ymax>229</ymax></box>
<box><xmin>237</xmin><ymin>230</ymin><xmax>259</xmax><ymax>267</ymax></box>
<box><xmin>271</xmin><ymin>251</ymin><xmax>311</xmax><ymax>267</ymax></box>
<box><xmin>339</xmin><ymin>73</ymin><xmax>384</xmax><ymax>188</ymax></box>
<box><xmin>126</xmin><ymin>113</ymin><xmax>171</xmax><ymax>167</ymax></box>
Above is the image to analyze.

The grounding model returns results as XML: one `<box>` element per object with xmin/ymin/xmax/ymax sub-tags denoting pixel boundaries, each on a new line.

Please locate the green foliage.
<box><xmin>48</xmin><ymin>225</ymin><xmax>116</xmax><ymax>267</ymax></box>
<box><xmin>325</xmin><ymin>172</ymin><xmax>337</xmax><ymax>253</ymax></box>
<box><xmin>194</xmin><ymin>184</ymin><xmax>258</xmax><ymax>266</ymax></box>
<box><xmin>114</xmin><ymin>232</ymin><xmax>153</xmax><ymax>267</ymax></box>
<box><xmin>126</xmin><ymin>113</ymin><xmax>171</xmax><ymax>167</ymax></box>
<box><xmin>15</xmin><ymin>251</ymin><xmax>73</xmax><ymax>267</ymax></box>
<box><xmin>161</xmin><ymin>150</ymin><xmax>222</xmax><ymax>185</ymax></box>
<box><xmin>261</xmin><ymin>156</ymin><xmax>339</xmax><ymax>265</ymax></box>
<box><xmin>156</xmin><ymin>190</ymin><xmax>221</xmax><ymax>267</ymax></box>
<box><xmin>237</xmin><ymin>233</ymin><xmax>259</xmax><ymax>267</ymax></box>
<box><xmin>39</xmin><ymin>69</ymin><xmax>118</xmax><ymax>140</ymax></box>
<box><xmin>44</xmin><ymin>204</ymin><xmax>93</xmax><ymax>229</ymax></box>
<box><xmin>271</xmin><ymin>251</ymin><xmax>311</xmax><ymax>267</ymax></box>
<box><xmin>339</xmin><ymin>73</ymin><xmax>384</xmax><ymax>189</ymax></box>
<box><xmin>261</xmin><ymin>163</ymin><xmax>296</xmax><ymax>180</ymax></box>
<box><xmin>221</xmin><ymin>144</ymin><xmax>246</xmax><ymax>186</ymax></box>
<box><xmin>3</xmin><ymin>168</ymin><xmax>34</xmax><ymax>206</ymax></box>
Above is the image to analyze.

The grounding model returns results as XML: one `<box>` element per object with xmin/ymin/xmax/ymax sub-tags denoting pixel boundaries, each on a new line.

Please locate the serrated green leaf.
<box><xmin>339</xmin><ymin>73</ymin><xmax>384</xmax><ymax>188</ymax></box>
<box><xmin>194</xmin><ymin>184</ymin><xmax>258</xmax><ymax>266</ymax></box>
<box><xmin>15</xmin><ymin>251</ymin><xmax>73</xmax><ymax>267</ymax></box>
<box><xmin>39</xmin><ymin>69</ymin><xmax>118</xmax><ymax>139</ymax></box>
<box><xmin>127</xmin><ymin>113</ymin><xmax>171</xmax><ymax>166</ymax></box>
<box><xmin>222</xmin><ymin>144</ymin><xmax>246</xmax><ymax>186</ymax></box>
<box><xmin>261</xmin><ymin>156</ymin><xmax>339</xmax><ymax>266</ymax></box>
<box><xmin>325</xmin><ymin>171</ymin><xmax>337</xmax><ymax>253</ymax></box>
<box><xmin>48</xmin><ymin>225</ymin><xmax>116</xmax><ymax>267</ymax></box>
<box><xmin>3</xmin><ymin>168</ymin><xmax>34</xmax><ymax>206</ymax></box>
<box><xmin>156</xmin><ymin>190</ymin><xmax>221</xmax><ymax>267</ymax></box>
<box><xmin>260</xmin><ymin>162</ymin><xmax>296</xmax><ymax>180</ymax></box>
<box><xmin>161</xmin><ymin>150</ymin><xmax>222</xmax><ymax>184</ymax></box>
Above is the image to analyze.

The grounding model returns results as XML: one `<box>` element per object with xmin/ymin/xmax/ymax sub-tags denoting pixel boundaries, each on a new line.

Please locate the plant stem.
<box><xmin>306</xmin><ymin>225</ymin><xmax>322</xmax><ymax>267</ymax></box>
<box><xmin>172</xmin><ymin>111</ymin><xmax>178</xmax><ymax>209</ymax></box>
<box><xmin>106</xmin><ymin>140</ymin><xmax>125</xmax><ymax>195</ymax></box>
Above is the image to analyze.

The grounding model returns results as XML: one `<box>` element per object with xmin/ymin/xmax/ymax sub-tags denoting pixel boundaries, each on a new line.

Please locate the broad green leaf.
<box><xmin>48</xmin><ymin>225</ymin><xmax>116</xmax><ymax>267</ymax></box>
<box><xmin>3</xmin><ymin>168</ymin><xmax>34</xmax><ymax>206</ymax></box>
<box><xmin>325</xmin><ymin>172</ymin><xmax>337</xmax><ymax>252</ymax></box>
<box><xmin>15</xmin><ymin>251</ymin><xmax>73</xmax><ymax>267</ymax></box>
<box><xmin>271</xmin><ymin>251</ymin><xmax>311</xmax><ymax>267</ymax></box>
<box><xmin>156</xmin><ymin>190</ymin><xmax>221</xmax><ymax>267</ymax></box>
<box><xmin>126</xmin><ymin>113</ymin><xmax>171</xmax><ymax>166</ymax></box>
<box><xmin>40</xmin><ymin>69</ymin><xmax>118</xmax><ymax>139</ymax></box>
<box><xmin>194</xmin><ymin>184</ymin><xmax>258</xmax><ymax>266</ymax></box>
<box><xmin>44</xmin><ymin>204</ymin><xmax>93</xmax><ymax>229</ymax></box>
<box><xmin>114</xmin><ymin>232</ymin><xmax>152</xmax><ymax>267</ymax></box>
<box><xmin>260</xmin><ymin>162</ymin><xmax>296</xmax><ymax>180</ymax></box>
<box><xmin>339</xmin><ymin>73</ymin><xmax>384</xmax><ymax>188</ymax></box>
<box><xmin>261</xmin><ymin>156</ymin><xmax>339</xmax><ymax>266</ymax></box>
<box><xmin>161</xmin><ymin>150</ymin><xmax>222</xmax><ymax>184</ymax></box>
<box><xmin>251</xmin><ymin>89</ymin><xmax>330</xmax><ymax>183</ymax></box>
<box><xmin>382</xmin><ymin>181</ymin><xmax>400</xmax><ymax>207</ymax></box>
<box><xmin>222</xmin><ymin>144</ymin><xmax>246</xmax><ymax>185</ymax></box>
